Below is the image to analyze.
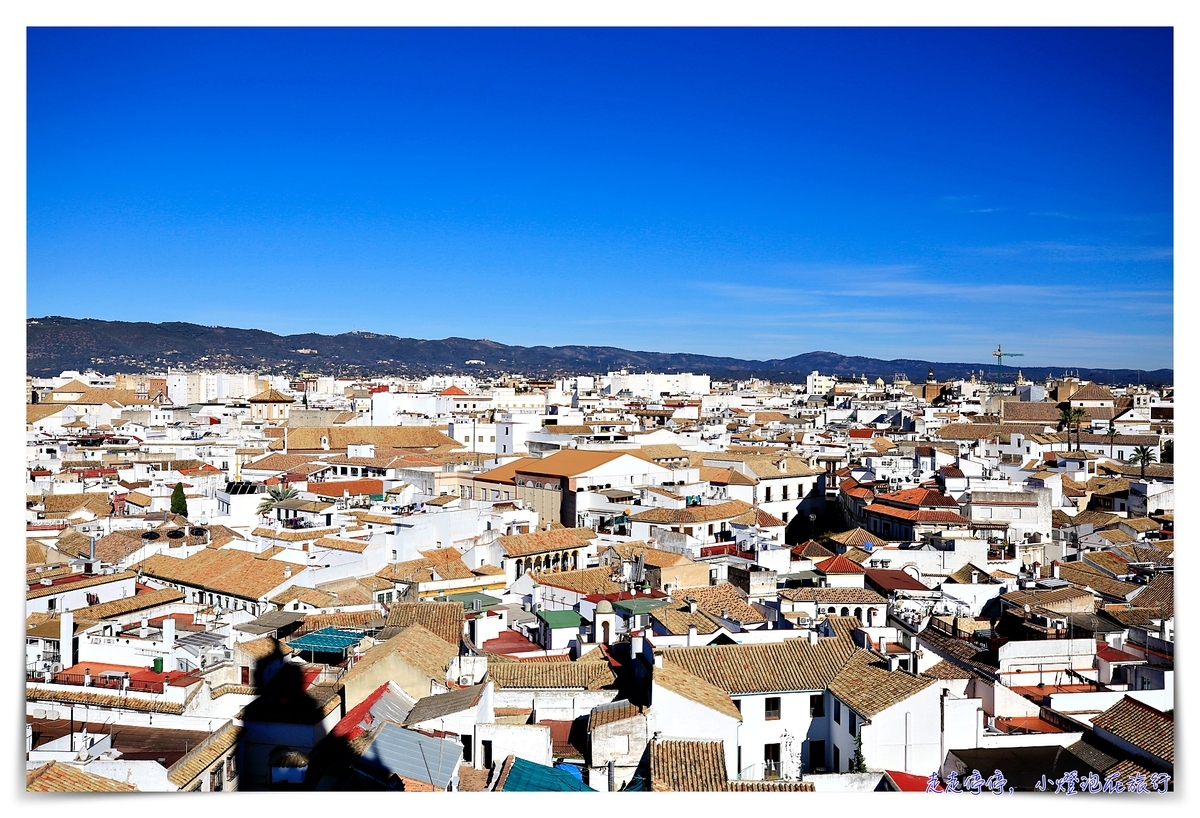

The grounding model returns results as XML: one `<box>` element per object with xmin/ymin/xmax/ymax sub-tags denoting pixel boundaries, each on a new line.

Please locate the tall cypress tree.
<box><xmin>171</xmin><ymin>482</ymin><xmax>188</xmax><ymax>518</ymax></box>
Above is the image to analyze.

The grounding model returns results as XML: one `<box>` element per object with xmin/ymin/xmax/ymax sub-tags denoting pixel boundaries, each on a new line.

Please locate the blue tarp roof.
<box><xmin>287</xmin><ymin>627</ymin><xmax>363</xmax><ymax>653</ymax></box>
<box><xmin>500</xmin><ymin>756</ymin><xmax>595</xmax><ymax>792</ymax></box>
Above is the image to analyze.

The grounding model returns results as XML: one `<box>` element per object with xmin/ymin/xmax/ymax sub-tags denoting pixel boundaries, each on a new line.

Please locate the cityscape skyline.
<box><xmin>27</xmin><ymin>27</ymin><xmax>1173</xmax><ymax>369</ymax></box>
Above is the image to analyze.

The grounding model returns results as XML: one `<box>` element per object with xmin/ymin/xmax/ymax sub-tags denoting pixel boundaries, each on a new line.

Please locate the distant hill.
<box><xmin>25</xmin><ymin>316</ymin><xmax>1173</xmax><ymax>385</ymax></box>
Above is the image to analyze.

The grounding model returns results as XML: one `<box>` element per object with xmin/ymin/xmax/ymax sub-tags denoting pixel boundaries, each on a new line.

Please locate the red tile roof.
<box><xmin>815</xmin><ymin>554</ymin><xmax>866</xmax><ymax>574</ymax></box>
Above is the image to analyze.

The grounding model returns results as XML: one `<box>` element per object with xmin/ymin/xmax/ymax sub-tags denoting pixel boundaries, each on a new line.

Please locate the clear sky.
<box><xmin>27</xmin><ymin>27</ymin><xmax>1173</xmax><ymax>369</ymax></box>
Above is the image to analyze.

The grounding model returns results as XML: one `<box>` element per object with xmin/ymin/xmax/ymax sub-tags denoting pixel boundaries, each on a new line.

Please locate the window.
<box><xmin>1013</xmin><ymin>508</ymin><xmax>1022</xmax><ymax>519</ymax></box>
<box><xmin>849</xmin><ymin>711</ymin><xmax>856</xmax><ymax>734</ymax></box>
<box><xmin>764</xmin><ymin>743</ymin><xmax>781</xmax><ymax>780</ymax></box>
<box><xmin>782</xmin><ymin>485</ymin><xmax>789</xmax><ymax>500</ymax></box>
<box><xmin>782</xmin><ymin>512</ymin><xmax>789</xmax><ymax>522</ymax></box>
<box><xmin>733</xmin><ymin>699</ymin><xmax>742</xmax><ymax>713</ymax></box>
<box><xmin>227</xmin><ymin>754</ymin><xmax>237</xmax><ymax>780</ymax></box>
<box><xmin>764</xmin><ymin>487</ymin><xmax>772</xmax><ymax>502</ymax></box>
<box><xmin>834</xmin><ymin>699</ymin><xmax>841</xmax><ymax>724</ymax></box>
<box><xmin>834</xmin><ymin>746</ymin><xmax>841</xmax><ymax>772</ymax></box>
<box><xmin>210</xmin><ymin>764</ymin><xmax>224</xmax><ymax>791</ymax></box>
<box><xmin>810</xmin><ymin>740</ymin><xmax>826</xmax><ymax>772</ymax></box>
<box><xmin>765</xmin><ymin>697</ymin><xmax>781</xmax><ymax>720</ymax></box>
<box><xmin>490</xmin><ymin>436</ymin><xmax>495</xmax><ymax>442</ymax></box>
<box><xmin>810</xmin><ymin>694</ymin><xmax>824</xmax><ymax>717</ymax></box>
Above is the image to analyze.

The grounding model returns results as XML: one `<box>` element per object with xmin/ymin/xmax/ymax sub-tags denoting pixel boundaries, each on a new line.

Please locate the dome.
<box><xmin>595</xmin><ymin>599</ymin><xmax>614</xmax><ymax>614</ymax></box>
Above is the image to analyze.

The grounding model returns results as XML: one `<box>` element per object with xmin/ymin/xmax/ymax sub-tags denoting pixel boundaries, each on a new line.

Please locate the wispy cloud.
<box><xmin>947</xmin><ymin>240</ymin><xmax>1173</xmax><ymax>263</ymax></box>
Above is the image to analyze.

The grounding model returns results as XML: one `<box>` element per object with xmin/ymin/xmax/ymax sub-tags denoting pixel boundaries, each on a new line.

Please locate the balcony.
<box><xmin>26</xmin><ymin>669</ymin><xmax>167</xmax><ymax>695</ymax></box>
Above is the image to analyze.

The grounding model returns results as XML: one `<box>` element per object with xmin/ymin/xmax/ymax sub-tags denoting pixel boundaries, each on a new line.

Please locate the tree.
<box><xmin>1058</xmin><ymin>406</ymin><xmax>1087</xmax><ymax>450</ymax></box>
<box><xmin>850</xmin><ymin>731</ymin><xmax>867</xmax><ymax>773</ymax></box>
<box><xmin>170</xmin><ymin>482</ymin><xmax>188</xmax><ymax>518</ymax></box>
<box><xmin>1131</xmin><ymin>445</ymin><xmax>1157</xmax><ymax>481</ymax></box>
<box><xmin>1160</xmin><ymin>439</ymin><xmax>1173</xmax><ymax>464</ymax></box>
<box><xmin>1103</xmin><ymin>423</ymin><xmax>1120</xmax><ymax>460</ymax></box>
<box><xmin>257</xmin><ymin>483</ymin><xmax>299</xmax><ymax>517</ymax></box>
<box><xmin>1074</xmin><ymin>409</ymin><xmax>1089</xmax><ymax>451</ymax></box>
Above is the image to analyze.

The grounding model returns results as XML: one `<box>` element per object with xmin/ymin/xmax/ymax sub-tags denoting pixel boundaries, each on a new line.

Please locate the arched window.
<box><xmin>840</xmin><ymin>607</ymin><xmax>850</xmax><ymax>617</ymax></box>
<box><xmin>854</xmin><ymin>607</ymin><xmax>863</xmax><ymax>620</ymax></box>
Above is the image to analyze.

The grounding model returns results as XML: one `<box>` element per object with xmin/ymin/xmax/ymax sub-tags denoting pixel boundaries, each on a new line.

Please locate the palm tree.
<box><xmin>258</xmin><ymin>483</ymin><xmax>299</xmax><ymax>517</ymax></box>
<box><xmin>1060</xmin><ymin>406</ymin><xmax>1087</xmax><ymax>452</ymax></box>
<box><xmin>1130</xmin><ymin>445</ymin><xmax>1157</xmax><ymax>481</ymax></box>
<box><xmin>1103</xmin><ymin>423</ymin><xmax>1120</xmax><ymax>461</ymax></box>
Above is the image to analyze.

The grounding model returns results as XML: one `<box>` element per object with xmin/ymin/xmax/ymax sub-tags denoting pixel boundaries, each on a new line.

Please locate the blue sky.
<box><xmin>27</xmin><ymin>27</ymin><xmax>1173</xmax><ymax>369</ymax></box>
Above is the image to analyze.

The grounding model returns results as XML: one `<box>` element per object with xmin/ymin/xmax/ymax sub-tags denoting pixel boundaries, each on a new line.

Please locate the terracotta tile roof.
<box><xmin>514</xmin><ymin>449</ymin><xmax>627</xmax><ymax>477</ymax></box>
<box><xmin>684</xmin><ymin>582</ymin><xmax>765</xmax><ymax>624</ymax></box>
<box><xmin>728</xmin><ymin>780</ymin><xmax>815</xmax><ymax>791</ymax></box>
<box><xmin>1055</xmin><ymin>562</ymin><xmax>1144</xmax><ymax>602</ymax></box>
<box><xmin>827</xmin><ymin>527</ymin><xmax>885</xmax><ymax>548</ymax></box>
<box><xmin>294</xmin><ymin>610</ymin><xmax>383</xmax><ymax>634</ymax></box>
<box><xmin>26</xmin><ymin>686</ymin><xmax>186</xmax><ymax>714</ymax></box>
<box><xmin>606</xmin><ymin>541</ymin><xmax>691</xmax><ymax>568</ymax></box>
<box><xmin>1130</xmin><ymin>573</ymin><xmax>1173</xmax><ymax>617</ymax></box>
<box><xmin>1091</xmin><ymin>696</ymin><xmax>1173</xmax><ymax>764</ymax></box>
<box><xmin>588</xmin><ymin>699</ymin><xmax>644</xmax><ymax>729</ymax></box>
<box><xmin>650</xmin><ymin>602</ymin><xmax>725</xmax><ymax>636</ymax></box>
<box><xmin>167</xmin><ymin>721</ymin><xmax>241</xmax><ymax>787</ymax></box>
<box><xmin>829</xmin><ymin>650</ymin><xmax>937</xmax><ymax>717</ymax></box>
<box><xmin>944</xmin><ymin>563</ymin><xmax>1002</xmax><ymax>584</ymax></box>
<box><xmin>133</xmin><ymin>550</ymin><xmax>303</xmax><ymax>600</ymax></box>
<box><xmin>815</xmin><ymin>554</ymin><xmax>867</xmax><ymax>575</ymax></box>
<box><xmin>915</xmin><ymin>629</ymin><xmax>999</xmax><ymax>679</ymax></box>
<box><xmin>498</xmin><ymin>527</ymin><xmax>597</xmax><ymax>557</ymax></box>
<box><xmin>652</xmin><ymin>662</ymin><xmax>741</xmax><ymax>720</ymax></box>
<box><xmin>1000</xmin><ymin>586</ymin><xmax>1094</xmax><ymax>611</ymax></box>
<box><xmin>1068</xmin><ymin>383</ymin><xmax>1116</xmax><ymax>403</ymax></box>
<box><xmin>921</xmin><ymin>660</ymin><xmax>976</xmax><ymax>680</ymax></box>
<box><xmin>41</xmin><ymin>492</ymin><xmax>114</xmax><ymax>517</ymax></box>
<box><xmin>791</xmin><ymin>540</ymin><xmax>835</xmax><ymax>560</ymax></box>
<box><xmin>251</xmin><ymin>526</ymin><xmax>341</xmax><ymax>542</ymax></box>
<box><xmin>661</xmin><ymin>633</ymin><xmax>856</xmax><ymax>694</ymax></box>
<box><xmin>779</xmin><ymin>587</ymin><xmax>887</xmax><ymax>605</ymax></box>
<box><xmin>237</xmin><ymin>635</ymin><xmax>293</xmax><ymax>661</ymax></box>
<box><xmin>630</xmin><ymin>499</ymin><xmax>754</xmax><ymax>525</ymax></box>
<box><xmin>26</xmin><ymin>570</ymin><xmax>137</xmax><ymax>600</ymax></box>
<box><xmin>312</xmin><ymin>536</ymin><xmax>370</xmax><ymax>554</ymax></box>
<box><xmin>531</xmin><ymin>567</ymin><xmax>624</xmax><ymax>596</ymax></box>
<box><xmin>650</xmin><ymin>739</ymin><xmax>728</xmax><ymax>791</ymax></box>
<box><xmin>343</xmin><ymin>624</ymin><xmax>457</xmax><ymax>689</ymax></box>
<box><xmin>1084</xmin><ymin>551</ymin><xmax>1133</xmax><ymax>577</ymax></box>
<box><xmin>27</xmin><ymin>761</ymin><xmax>139</xmax><ymax>792</ymax></box>
<box><xmin>70</xmin><ymin>587</ymin><xmax>185</xmax><ymax>620</ymax></box>
<box><xmin>273</xmin><ymin>425</ymin><xmax>460</xmax><ymax>451</ymax></box>
<box><xmin>385</xmin><ymin>602</ymin><xmax>465</xmax><ymax>647</ymax></box>
<box><xmin>487</xmin><ymin>658</ymin><xmax>617</xmax><ymax>690</ymax></box>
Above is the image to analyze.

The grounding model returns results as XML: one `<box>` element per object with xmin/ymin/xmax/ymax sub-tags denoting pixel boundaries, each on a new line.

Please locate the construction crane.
<box><xmin>992</xmin><ymin>345</ymin><xmax>1024</xmax><ymax>392</ymax></box>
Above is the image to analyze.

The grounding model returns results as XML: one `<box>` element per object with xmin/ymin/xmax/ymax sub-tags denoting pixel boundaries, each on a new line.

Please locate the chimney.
<box><xmin>687</xmin><ymin>598</ymin><xmax>697</xmax><ymax>614</ymax></box>
<box><xmin>971</xmin><ymin>570</ymin><xmax>979</xmax><ymax>585</ymax></box>
<box><xmin>687</xmin><ymin>624</ymin><xmax>698</xmax><ymax>646</ymax></box>
<box><xmin>283</xmin><ymin>565</ymin><xmax>293</xmax><ymax>579</ymax></box>
<box><xmin>59</xmin><ymin>611</ymin><xmax>74</xmax><ymax>667</ymax></box>
<box><xmin>807</xmin><ymin>629</ymin><xmax>819</xmax><ymax>645</ymax></box>
<box><xmin>1052</xmin><ymin>562</ymin><xmax>1061</xmax><ymax>580</ymax></box>
<box><xmin>879</xmin><ymin>637</ymin><xmax>888</xmax><ymax>656</ymax></box>
<box><xmin>162</xmin><ymin>616</ymin><xmax>176</xmax><ymax>647</ymax></box>
<box><xmin>139</xmin><ymin>617</ymin><xmax>149</xmax><ymax>638</ymax></box>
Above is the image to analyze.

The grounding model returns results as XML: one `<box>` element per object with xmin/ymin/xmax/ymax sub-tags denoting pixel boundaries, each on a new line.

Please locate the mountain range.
<box><xmin>26</xmin><ymin>316</ymin><xmax>1172</xmax><ymax>386</ymax></box>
